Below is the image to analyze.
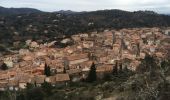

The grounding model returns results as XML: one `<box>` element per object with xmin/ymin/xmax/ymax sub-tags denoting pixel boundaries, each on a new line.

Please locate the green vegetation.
<box><xmin>112</xmin><ymin>61</ymin><xmax>118</xmax><ymax>75</ymax></box>
<box><xmin>87</xmin><ymin>62</ymin><xmax>97</xmax><ymax>82</ymax></box>
<box><xmin>41</xmin><ymin>81</ymin><xmax>53</xmax><ymax>96</ymax></box>
<box><xmin>0</xmin><ymin>62</ymin><xmax>8</xmax><ymax>70</ymax></box>
<box><xmin>44</xmin><ymin>63</ymin><xmax>51</xmax><ymax>77</ymax></box>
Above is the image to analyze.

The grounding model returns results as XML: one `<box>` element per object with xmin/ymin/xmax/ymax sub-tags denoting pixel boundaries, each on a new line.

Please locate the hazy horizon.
<box><xmin>0</xmin><ymin>0</ymin><xmax>170</xmax><ymax>14</ymax></box>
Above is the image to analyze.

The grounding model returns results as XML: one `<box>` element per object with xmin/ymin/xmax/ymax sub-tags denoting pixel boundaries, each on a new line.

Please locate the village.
<box><xmin>0</xmin><ymin>27</ymin><xmax>170</xmax><ymax>91</ymax></box>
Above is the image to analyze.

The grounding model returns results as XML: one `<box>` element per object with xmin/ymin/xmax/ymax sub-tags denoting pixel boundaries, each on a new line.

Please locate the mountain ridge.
<box><xmin>0</xmin><ymin>6</ymin><xmax>42</xmax><ymax>15</ymax></box>
<box><xmin>0</xmin><ymin>6</ymin><xmax>169</xmax><ymax>15</ymax></box>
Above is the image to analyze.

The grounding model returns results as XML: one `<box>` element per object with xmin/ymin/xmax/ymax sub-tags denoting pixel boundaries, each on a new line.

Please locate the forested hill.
<box><xmin>0</xmin><ymin>7</ymin><xmax>170</xmax><ymax>47</ymax></box>
<box><xmin>0</xmin><ymin>6</ymin><xmax>42</xmax><ymax>15</ymax></box>
<box><xmin>76</xmin><ymin>10</ymin><xmax>170</xmax><ymax>28</ymax></box>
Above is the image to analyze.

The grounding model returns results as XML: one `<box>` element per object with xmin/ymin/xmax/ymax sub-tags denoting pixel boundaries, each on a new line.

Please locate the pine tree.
<box><xmin>44</xmin><ymin>63</ymin><xmax>47</xmax><ymax>75</ymax></box>
<box><xmin>44</xmin><ymin>63</ymin><xmax>51</xmax><ymax>76</ymax></box>
<box><xmin>113</xmin><ymin>61</ymin><xmax>118</xmax><ymax>75</ymax></box>
<box><xmin>63</xmin><ymin>67</ymin><xmax>66</xmax><ymax>73</ymax></box>
<box><xmin>119</xmin><ymin>63</ymin><xmax>123</xmax><ymax>73</ymax></box>
<box><xmin>47</xmin><ymin>66</ymin><xmax>51</xmax><ymax>76</ymax></box>
<box><xmin>144</xmin><ymin>53</ymin><xmax>157</xmax><ymax>78</ymax></box>
<box><xmin>1</xmin><ymin>62</ymin><xmax>8</xmax><ymax>70</ymax></box>
<box><xmin>87</xmin><ymin>62</ymin><xmax>97</xmax><ymax>82</ymax></box>
<box><xmin>136</xmin><ymin>43</ymin><xmax>140</xmax><ymax>57</ymax></box>
<box><xmin>144</xmin><ymin>53</ymin><xmax>155</xmax><ymax>71</ymax></box>
<box><xmin>112</xmin><ymin>32</ymin><xmax>116</xmax><ymax>45</ymax></box>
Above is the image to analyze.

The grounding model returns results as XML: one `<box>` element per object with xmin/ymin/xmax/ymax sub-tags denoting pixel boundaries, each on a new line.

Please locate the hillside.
<box><xmin>0</xmin><ymin>6</ymin><xmax>42</xmax><ymax>15</ymax></box>
<box><xmin>0</xmin><ymin>7</ymin><xmax>170</xmax><ymax>50</ymax></box>
<box><xmin>0</xmin><ymin>7</ymin><xmax>170</xmax><ymax>100</ymax></box>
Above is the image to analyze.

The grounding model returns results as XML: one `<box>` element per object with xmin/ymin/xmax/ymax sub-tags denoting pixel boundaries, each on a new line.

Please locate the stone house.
<box><xmin>83</xmin><ymin>41</ymin><xmax>94</xmax><ymax>48</ymax></box>
<box><xmin>71</xmin><ymin>35</ymin><xmax>81</xmax><ymax>43</ymax></box>
<box><xmin>18</xmin><ymin>74</ymin><xmax>32</xmax><ymax>89</ymax></box>
<box><xmin>22</xmin><ymin>55</ymin><xmax>34</xmax><ymax>61</ymax></box>
<box><xmin>8</xmin><ymin>80</ymin><xmax>19</xmax><ymax>91</ymax></box>
<box><xmin>64</xmin><ymin>53</ymin><xmax>89</xmax><ymax>66</ymax></box>
<box><xmin>164</xmin><ymin>29</ymin><xmax>170</xmax><ymax>35</ymax></box>
<box><xmin>129</xmin><ymin>60</ymin><xmax>141</xmax><ymax>71</ymax></box>
<box><xmin>96</xmin><ymin>64</ymin><xmax>113</xmax><ymax>79</ymax></box>
<box><xmin>0</xmin><ymin>81</ymin><xmax>8</xmax><ymax>91</ymax></box>
<box><xmin>66</xmin><ymin>69</ymin><xmax>82</xmax><ymax>82</ymax></box>
<box><xmin>3</xmin><ymin>57</ymin><xmax>14</xmax><ymax>68</ymax></box>
<box><xmin>80</xmin><ymin>61</ymin><xmax>93</xmax><ymax>69</ymax></box>
<box><xmin>35</xmin><ymin>51</ymin><xmax>47</xmax><ymax>57</ymax></box>
<box><xmin>55</xmin><ymin>74</ymin><xmax>70</xmax><ymax>85</ymax></box>
<box><xmin>32</xmin><ymin>75</ymin><xmax>46</xmax><ymax>87</ymax></box>
<box><xmin>45</xmin><ymin>74</ymin><xmax>70</xmax><ymax>86</ymax></box>
<box><xmin>122</xmin><ymin>58</ymin><xmax>132</xmax><ymax>69</ymax></box>
<box><xmin>30</xmin><ymin>41</ymin><xmax>39</xmax><ymax>48</ymax></box>
<box><xmin>0</xmin><ymin>74</ymin><xmax>9</xmax><ymax>80</ymax></box>
<box><xmin>34</xmin><ymin>67</ymin><xmax>44</xmax><ymax>75</ymax></box>
<box><xmin>45</xmin><ymin>76</ymin><xmax>56</xmax><ymax>86</ymax></box>
<box><xmin>19</xmin><ymin>49</ymin><xmax>30</xmax><ymax>56</ymax></box>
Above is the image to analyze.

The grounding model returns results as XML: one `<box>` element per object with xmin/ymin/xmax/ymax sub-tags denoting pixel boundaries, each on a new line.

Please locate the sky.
<box><xmin>0</xmin><ymin>0</ymin><xmax>170</xmax><ymax>14</ymax></box>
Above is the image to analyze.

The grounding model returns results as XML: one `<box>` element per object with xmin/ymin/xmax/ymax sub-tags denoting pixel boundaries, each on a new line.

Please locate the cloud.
<box><xmin>0</xmin><ymin>0</ymin><xmax>170</xmax><ymax>13</ymax></box>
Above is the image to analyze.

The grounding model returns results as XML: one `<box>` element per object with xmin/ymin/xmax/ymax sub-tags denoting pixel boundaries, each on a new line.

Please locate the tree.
<box><xmin>142</xmin><ymin>53</ymin><xmax>158</xmax><ymax>79</ymax></box>
<box><xmin>1</xmin><ymin>63</ymin><xmax>8</xmax><ymax>70</ymax></box>
<box><xmin>161</xmin><ymin>60</ymin><xmax>170</xmax><ymax>72</ymax></box>
<box><xmin>26</xmin><ymin>87</ymin><xmax>45</xmax><ymax>100</ymax></box>
<box><xmin>113</xmin><ymin>61</ymin><xmax>118</xmax><ymax>75</ymax></box>
<box><xmin>26</xmin><ymin>83</ymin><xmax>34</xmax><ymax>90</ymax></box>
<box><xmin>41</xmin><ymin>81</ymin><xmax>53</xmax><ymax>96</ymax></box>
<box><xmin>112</xmin><ymin>32</ymin><xmax>116</xmax><ymax>45</ymax></box>
<box><xmin>119</xmin><ymin>63</ymin><xmax>123</xmax><ymax>73</ymax></box>
<box><xmin>144</xmin><ymin>54</ymin><xmax>156</xmax><ymax>72</ymax></box>
<box><xmin>139</xmin><ymin>53</ymin><xmax>156</xmax><ymax>73</ymax></box>
<box><xmin>44</xmin><ymin>63</ymin><xmax>51</xmax><ymax>76</ymax></box>
<box><xmin>136</xmin><ymin>43</ymin><xmax>140</xmax><ymax>57</ymax></box>
<box><xmin>63</xmin><ymin>67</ymin><xmax>66</xmax><ymax>73</ymax></box>
<box><xmin>63</xmin><ymin>59</ymin><xmax>69</xmax><ymax>70</ymax></box>
<box><xmin>17</xmin><ymin>93</ymin><xmax>26</xmax><ymax>100</ymax></box>
<box><xmin>87</xmin><ymin>62</ymin><xmax>97</xmax><ymax>82</ymax></box>
<box><xmin>103</xmin><ymin>73</ymin><xmax>112</xmax><ymax>81</ymax></box>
